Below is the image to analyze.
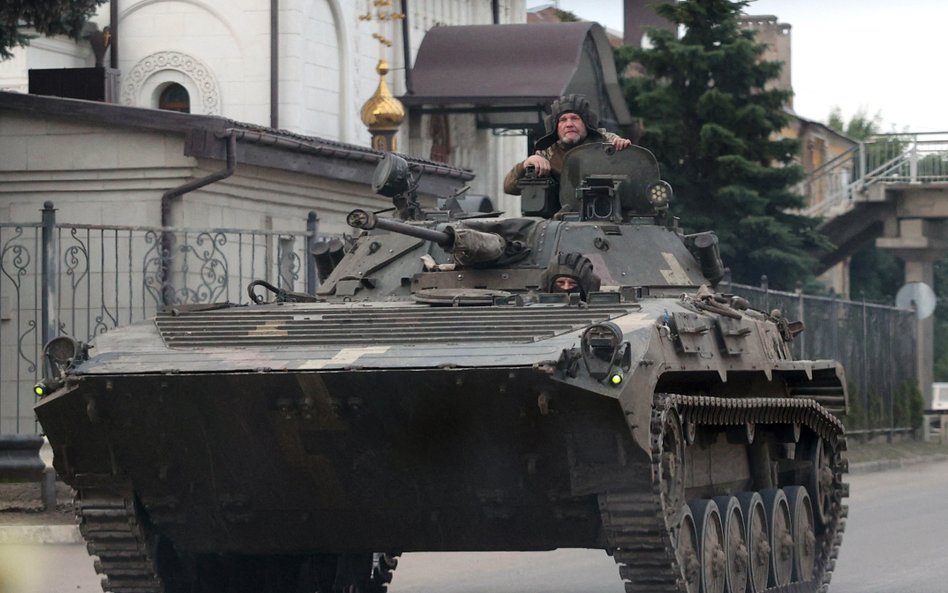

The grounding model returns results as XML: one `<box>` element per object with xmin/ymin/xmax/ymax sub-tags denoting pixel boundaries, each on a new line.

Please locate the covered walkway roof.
<box><xmin>402</xmin><ymin>22</ymin><xmax>634</xmax><ymax>134</ymax></box>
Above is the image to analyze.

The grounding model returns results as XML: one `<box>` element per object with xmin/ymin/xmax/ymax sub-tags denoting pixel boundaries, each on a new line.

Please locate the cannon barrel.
<box><xmin>347</xmin><ymin>209</ymin><xmax>454</xmax><ymax>246</ymax></box>
<box><xmin>347</xmin><ymin>209</ymin><xmax>510</xmax><ymax>266</ymax></box>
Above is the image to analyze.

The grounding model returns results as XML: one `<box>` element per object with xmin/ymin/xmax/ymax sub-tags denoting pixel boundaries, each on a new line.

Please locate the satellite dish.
<box><xmin>895</xmin><ymin>282</ymin><xmax>937</xmax><ymax>320</ymax></box>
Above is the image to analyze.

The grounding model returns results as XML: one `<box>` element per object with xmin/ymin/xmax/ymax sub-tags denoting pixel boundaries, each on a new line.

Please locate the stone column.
<box><xmin>903</xmin><ymin>259</ymin><xmax>935</xmax><ymax>408</ymax></box>
<box><xmin>878</xmin><ymin>217</ymin><xmax>947</xmax><ymax>410</ymax></box>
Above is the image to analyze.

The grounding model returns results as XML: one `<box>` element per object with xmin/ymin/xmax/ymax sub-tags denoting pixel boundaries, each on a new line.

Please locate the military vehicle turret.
<box><xmin>35</xmin><ymin>143</ymin><xmax>848</xmax><ymax>593</ymax></box>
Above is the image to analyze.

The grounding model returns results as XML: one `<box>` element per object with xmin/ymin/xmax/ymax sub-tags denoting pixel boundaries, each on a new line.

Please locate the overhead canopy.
<box><xmin>402</xmin><ymin>22</ymin><xmax>634</xmax><ymax>133</ymax></box>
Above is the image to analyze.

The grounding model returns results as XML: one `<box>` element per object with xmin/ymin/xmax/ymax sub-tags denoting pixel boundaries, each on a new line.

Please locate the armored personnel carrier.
<box><xmin>35</xmin><ymin>143</ymin><xmax>848</xmax><ymax>593</ymax></box>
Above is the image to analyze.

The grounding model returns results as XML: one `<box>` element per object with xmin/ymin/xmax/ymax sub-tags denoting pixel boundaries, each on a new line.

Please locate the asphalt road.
<box><xmin>828</xmin><ymin>459</ymin><xmax>948</xmax><ymax>593</ymax></box>
<box><xmin>0</xmin><ymin>542</ymin><xmax>100</xmax><ymax>593</ymax></box>
<box><xmin>390</xmin><ymin>459</ymin><xmax>948</xmax><ymax>593</ymax></box>
<box><xmin>5</xmin><ymin>459</ymin><xmax>947</xmax><ymax>593</ymax></box>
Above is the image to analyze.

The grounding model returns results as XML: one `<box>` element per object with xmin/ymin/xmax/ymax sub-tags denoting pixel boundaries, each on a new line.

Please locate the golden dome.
<box><xmin>360</xmin><ymin>60</ymin><xmax>406</xmax><ymax>130</ymax></box>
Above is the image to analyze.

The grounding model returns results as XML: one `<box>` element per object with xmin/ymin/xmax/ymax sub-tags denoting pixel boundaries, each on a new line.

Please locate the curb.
<box><xmin>0</xmin><ymin>524</ymin><xmax>82</xmax><ymax>545</ymax></box>
<box><xmin>847</xmin><ymin>453</ymin><xmax>948</xmax><ymax>475</ymax></box>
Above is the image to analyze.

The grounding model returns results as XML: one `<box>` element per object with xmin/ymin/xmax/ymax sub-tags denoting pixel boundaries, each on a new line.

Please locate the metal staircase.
<box><xmin>802</xmin><ymin>131</ymin><xmax>948</xmax><ymax>218</ymax></box>
<box><xmin>800</xmin><ymin>132</ymin><xmax>948</xmax><ymax>270</ymax></box>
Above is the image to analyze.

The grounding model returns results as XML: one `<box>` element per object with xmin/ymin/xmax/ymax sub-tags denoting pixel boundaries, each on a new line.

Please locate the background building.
<box><xmin>0</xmin><ymin>0</ymin><xmax>530</xmax><ymax>212</ymax></box>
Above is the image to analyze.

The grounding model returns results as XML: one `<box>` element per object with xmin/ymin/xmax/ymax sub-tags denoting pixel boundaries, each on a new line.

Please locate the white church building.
<box><xmin>0</xmin><ymin>0</ymin><xmax>530</xmax><ymax>211</ymax></box>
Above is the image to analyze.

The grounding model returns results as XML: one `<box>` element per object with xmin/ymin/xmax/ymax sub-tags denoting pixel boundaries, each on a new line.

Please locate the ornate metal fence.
<box><xmin>724</xmin><ymin>280</ymin><xmax>919</xmax><ymax>432</ymax></box>
<box><xmin>1</xmin><ymin>204</ymin><xmax>920</xmax><ymax>435</ymax></box>
<box><xmin>0</xmin><ymin>222</ymin><xmax>42</xmax><ymax>435</ymax></box>
<box><xmin>0</xmin><ymin>203</ymin><xmax>320</xmax><ymax>434</ymax></box>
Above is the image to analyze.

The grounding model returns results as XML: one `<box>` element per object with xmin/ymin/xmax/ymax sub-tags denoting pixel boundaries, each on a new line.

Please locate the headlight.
<box><xmin>647</xmin><ymin>180</ymin><xmax>673</xmax><ymax>211</ymax></box>
<box><xmin>581</xmin><ymin>322</ymin><xmax>629</xmax><ymax>386</ymax></box>
<box><xmin>45</xmin><ymin>336</ymin><xmax>80</xmax><ymax>366</ymax></box>
<box><xmin>372</xmin><ymin>153</ymin><xmax>413</xmax><ymax>197</ymax></box>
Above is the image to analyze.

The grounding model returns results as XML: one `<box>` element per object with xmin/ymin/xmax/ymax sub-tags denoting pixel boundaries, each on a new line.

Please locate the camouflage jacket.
<box><xmin>503</xmin><ymin>129</ymin><xmax>621</xmax><ymax>195</ymax></box>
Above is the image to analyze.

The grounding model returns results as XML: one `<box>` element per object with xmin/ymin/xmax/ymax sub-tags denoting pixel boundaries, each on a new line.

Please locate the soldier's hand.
<box><xmin>611</xmin><ymin>137</ymin><xmax>632</xmax><ymax>151</ymax></box>
<box><xmin>523</xmin><ymin>155</ymin><xmax>551</xmax><ymax>176</ymax></box>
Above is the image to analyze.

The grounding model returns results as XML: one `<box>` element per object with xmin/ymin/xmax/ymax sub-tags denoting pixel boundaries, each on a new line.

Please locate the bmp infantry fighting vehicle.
<box><xmin>35</xmin><ymin>143</ymin><xmax>848</xmax><ymax>593</ymax></box>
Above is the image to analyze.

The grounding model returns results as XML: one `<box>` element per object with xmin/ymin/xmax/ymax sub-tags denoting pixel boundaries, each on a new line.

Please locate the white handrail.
<box><xmin>801</xmin><ymin>131</ymin><xmax>948</xmax><ymax>217</ymax></box>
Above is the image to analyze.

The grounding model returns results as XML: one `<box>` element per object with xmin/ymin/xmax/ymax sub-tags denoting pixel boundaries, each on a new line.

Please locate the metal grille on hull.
<box><xmin>154</xmin><ymin>305</ymin><xmax>635</xmax><ymax>348</ymax></box>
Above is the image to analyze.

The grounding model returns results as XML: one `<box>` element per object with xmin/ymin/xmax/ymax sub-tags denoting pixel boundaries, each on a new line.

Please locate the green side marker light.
<box><xmin>610</xmin><ymin>373</ymin><xmax>623</xmax><ymax>386</ymax></box>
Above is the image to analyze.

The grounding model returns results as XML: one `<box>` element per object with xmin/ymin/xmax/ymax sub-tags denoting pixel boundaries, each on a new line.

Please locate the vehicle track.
<box><xmin>600</xmin><ymin>394</ymin><xmax>848</xmax><ymax>593</ymax></box>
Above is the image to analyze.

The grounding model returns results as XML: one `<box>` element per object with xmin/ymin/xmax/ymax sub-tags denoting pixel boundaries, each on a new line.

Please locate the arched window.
<box><xmin>158</xmin><ymin>83</ymin><xmax>190</xmax><ymax>113</ymax></box>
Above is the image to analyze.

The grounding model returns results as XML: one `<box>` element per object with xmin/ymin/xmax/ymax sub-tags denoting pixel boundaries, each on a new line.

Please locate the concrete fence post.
<box><xmin>306</xmin><ymin>211</ymin><xmax>320</xmax><ymax>295</ymax></box>
<box><xmin>0</xmin><ymin>434</ymin><xmax>54</xmax><ymax>510</ymax></box>
<box><xmin>796</xmin><ymin>282</ymin><xmax>805</xmax><ymax>358</ymax></box>
<box><xmin>40</xmin><ymin>202</ymin><xmax>58</xmax><ymax>351</ymax></box>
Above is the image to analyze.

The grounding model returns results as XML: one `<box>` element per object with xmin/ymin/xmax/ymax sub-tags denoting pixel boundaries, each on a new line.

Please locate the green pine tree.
<box><xmin>616</xmin><ymin>0</ymin><xmax>829</xmax><ymax>289</ymax></box>
<box><xmin>0</xmin><ymin>0</ymin><xmax>107</xmax><ymax>59</ymax></box>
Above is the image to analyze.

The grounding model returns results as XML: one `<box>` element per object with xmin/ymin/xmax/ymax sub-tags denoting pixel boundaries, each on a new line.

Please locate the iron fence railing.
<box><xmin>0</xmin><ymin>203</ymin><xmax>322</xmax><ymax>434</ymax></box>
<box><xmin>802</xmin><ymin>131</ymin><xmax>948</xmax><ymax>217</ymax></box>
<box><xmin>0</xmin><ymin>222</ymin><xmax>42</xmax><ymax>435</ymax></box>
<box><xmin>724</xmin><ymin>280</ymin><xmax>919</xmax><ymax>434</ymax></box>
<box><xmin>1</xmin><ymin>204</ymin><xmax>921</xmax><ymax>435</ymax></box>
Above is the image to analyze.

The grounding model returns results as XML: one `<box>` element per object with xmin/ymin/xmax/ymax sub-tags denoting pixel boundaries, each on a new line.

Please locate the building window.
<box><xmin>158</xmin><ymin>83</ymin><xmax>190</xmax><ymax>113</ymax></box>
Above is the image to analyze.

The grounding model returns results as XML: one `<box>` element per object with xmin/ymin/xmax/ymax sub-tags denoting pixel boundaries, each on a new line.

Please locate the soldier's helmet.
<box><xmin>535</xmin><ymin>94</ymin><xmax>605</xmax><ymax>150</ymax></box>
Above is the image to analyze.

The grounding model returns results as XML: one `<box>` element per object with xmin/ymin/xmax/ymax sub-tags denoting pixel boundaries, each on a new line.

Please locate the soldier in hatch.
<box><xmin>552</xmin><ymin>276</ymin><xmax>579</xmax><ymax>293</ymax></box>
<box><xmin>544</xmin><ymin>252</ymin><xmax>601</xmax><ymax>300</ymax></box>
<box><xmin>503</xmin><ymin>94</ymin><xmax>632</xmax><ymax>195</ymax></box>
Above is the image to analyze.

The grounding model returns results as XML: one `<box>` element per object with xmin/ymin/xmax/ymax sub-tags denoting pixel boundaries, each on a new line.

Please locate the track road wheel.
<box><xmin>784</xmin><ymin>486</ymin><xmax>817</xmax><ymax>582</ymax></box>
<box><xmin>737</xmin><ymin>491</ymin><xmax>770</xmax><ymax>593</ymax></box>
<box><xmin>660</xmin><ymin>408</ymin><xmax>686</xmax><ymax>522</ymax></box>
<box><xmin>370</xmin><ymin>554</ymin><xmax>399</xmax><ymax>592</ymax></box>
<box><xmin>676</xmin><ymin>503</ymin><xmax>700</xmax><ymax>593</ymax></box>
<box><xmin>313</xmin><ymin>553</ymin><xmax>399</xmax><ymax>593</ymax></box>
<box><xmin>761</xmin><ymin>489</ymin><xmax>793</xmax><ymax>587</ymax></box>
<box><xmin>688</xmin><ymin>499</ymin><xmax>726</xmax><ymax>593</ymax></box>
<box><xmin>798</xmin><ymin>432</ymin><xmax>838</xmax><ymax>529</ymax></box>
<box><xmin>712</xmin><ymin>496</ymin><xmax>748</xmax><ymax>593</ymax></box>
